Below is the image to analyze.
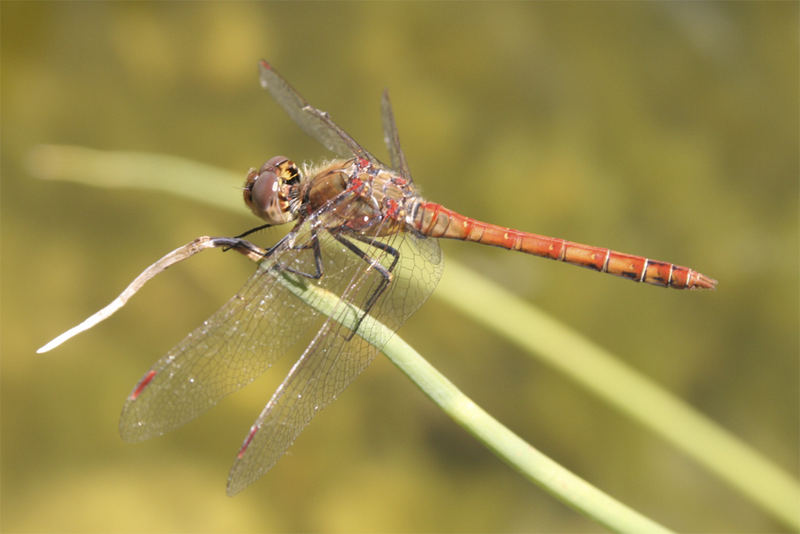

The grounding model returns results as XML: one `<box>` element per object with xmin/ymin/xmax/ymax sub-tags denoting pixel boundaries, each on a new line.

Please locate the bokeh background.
<box><xmin>2</xmin><ymin>2</ymin><xmax>797</xmax><ymax>532</ymax></box>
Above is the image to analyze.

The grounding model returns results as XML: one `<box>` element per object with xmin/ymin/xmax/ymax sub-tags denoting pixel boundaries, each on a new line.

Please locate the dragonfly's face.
<box><xmin>244</xmin><ymin>156</ymin><xmax>302</xmax><ymax>225</ymax></box>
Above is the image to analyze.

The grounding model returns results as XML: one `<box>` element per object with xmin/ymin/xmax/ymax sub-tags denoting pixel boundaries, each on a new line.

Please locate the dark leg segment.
<box><xmin>330</xmin><ymin>231</ymin><xmax>400</xmax><ymax>338</ymax></box>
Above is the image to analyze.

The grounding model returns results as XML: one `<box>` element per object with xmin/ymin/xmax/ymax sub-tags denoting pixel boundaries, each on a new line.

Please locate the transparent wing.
<box><xmin>119</xmin><ymin>194</ymin><xmax>443</xmax><ymax>493</ymax></box>
<box><xmin>118</xmin><ymin>230</ymin><xmax>330</xmax><ymax>442</ymax></box>
<box><xmin>226</xmin><ymin>221</ymin><xmax>442</xmax><ymax>495</ymax></box>
<box><xmin>259</xmin><ymin>60</ymin><xmax>381</xmax><ymax>165</ymax></box>
<box><xmin>381</xmin><ymin>89</ymin><xmax>413</xmax><ymax>181</ymax></box>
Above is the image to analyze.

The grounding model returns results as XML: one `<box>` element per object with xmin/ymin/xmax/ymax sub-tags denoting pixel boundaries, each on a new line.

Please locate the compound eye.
<box><xmin>263</xmin><ymin>155</ymin><xmax>289</xmax><ymax>171</ymax></box>
<box><xmin>251</xmin><ymin>168</ymin><xmax>280</xmax><ymax>212</ymax></box>
<box><xmin>244</xmin><ymin>156</ymin><xmax>296</xmax><ymax>224</ymax></box>
<box><xmin>248</xmin><ymin>168</ymin><xmax>287</xmax><ymax>224</ymax></box>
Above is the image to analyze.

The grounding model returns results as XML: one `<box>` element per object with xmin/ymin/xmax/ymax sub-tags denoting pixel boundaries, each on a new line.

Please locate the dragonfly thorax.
<box><xmin>244</xmin><ymin>156</ymin><xmax>302</xmax><ymax>225</ymax></box>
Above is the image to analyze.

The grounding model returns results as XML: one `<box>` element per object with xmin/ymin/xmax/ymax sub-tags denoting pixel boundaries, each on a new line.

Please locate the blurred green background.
<box><xmin>2</xmin><ymin>2</ymin><xmax>797</xmax><ymax>532</ymax></box>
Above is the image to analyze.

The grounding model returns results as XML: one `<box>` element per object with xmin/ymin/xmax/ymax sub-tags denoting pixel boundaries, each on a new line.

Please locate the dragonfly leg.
<box><xmin>348</xmin><ymin>233</ymin><xmax>401</xmax><ymax>273</ymax></box>
<box><xmin>272</xmin><ymin>228</ymin><xmax>325</xmax><ymax>280</ymax></box>
<box><xmin>220</xmin><ymin>224</ymin><xmax>275</xmax><ymax>252</ymax></box>
<box><xmin>233</xmin><ymin>222</ymin><xmax>274</xmax><ymax>240</ymax></box>
<box><xmin>214</xmin><ymin>237</ymin><xmax>268</xmax><ymax>262</ymax></box>
<box><xmin>330</xmin><ymin>231</ymin><xmax>400</xmax><ymax>339</ymax></box>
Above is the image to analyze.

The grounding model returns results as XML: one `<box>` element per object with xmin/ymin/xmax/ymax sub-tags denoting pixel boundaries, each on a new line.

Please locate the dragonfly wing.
<box><xmin>381</xmin><ymin>89</ymin><xmax>412</xmax><ymax>181</ymax></box>
<box><xmin>259</xmin><ymin>60</ymin><xmax>381</xmax><ymax>165</ymax></box>
<box><xmin>227</xmin><ymin>224</ymin><xmax>443</xmax><ymax>495</ymax></box>
<box><xmin>119</xmin><ymin>230</ymin><xmax>331</xmax><ymax>442</ymax></box>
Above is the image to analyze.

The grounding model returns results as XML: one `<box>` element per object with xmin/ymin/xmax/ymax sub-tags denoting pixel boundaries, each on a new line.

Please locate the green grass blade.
<box><xmin>280</xmin><ymin>271</ymin><xmax>672</xmax><ymax>533</ymax></box>
<box><xmin>437</xmin><ymin>263</ymin><xmax>800</xmax><ymax>530</ymax></box>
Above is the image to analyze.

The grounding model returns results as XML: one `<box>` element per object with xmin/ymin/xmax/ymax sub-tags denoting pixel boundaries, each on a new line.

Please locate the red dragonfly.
<box><xmin>38</xmin><ymin>60</ymin><xmax>716</xmax><ymax>495</ymax></box>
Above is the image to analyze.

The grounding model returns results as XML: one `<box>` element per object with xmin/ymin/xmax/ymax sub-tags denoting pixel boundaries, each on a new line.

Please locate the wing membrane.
<box><xmin>119</xmin><ymin>195</ymin><xmax>442</xmax><ymax>494</ymax></box>
<box><xmin>259</xmin><ymin>60</ymin><xmax>381</xmax><ymax>165</ymax></box>
<box><xmin>381</xmin><ymin>89</ymin><xmax>412</xmax><ymax>180</ymax></box>
<box><xmin>226</xmin><ymin>221</ymin><xmax>442</xmax><ymax>494</ymax></box>
<box><xmin>119</xmin><ymin>231</ymin><xmax>327</xmax><ymax>441</ymax></box>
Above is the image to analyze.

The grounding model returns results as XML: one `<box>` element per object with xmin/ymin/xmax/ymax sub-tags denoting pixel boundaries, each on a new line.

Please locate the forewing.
<box><xmin>259</xmin><ymin>60</ymin><xmax>380</xmax><ymax>165</ymax></box>
<box><xmin>381</xmin><ymin>89</ymin><xmax>412</xmax><ymax>180</ymax></box>
<box><xmin>226</xmin><ymin>223</ymin><xmax>442</xmax><ymax>495</ymax></box>
<box><xmin>119</xmin><ymin>230</ymin><xmax>330</xmax><ymax>442</ymax></box>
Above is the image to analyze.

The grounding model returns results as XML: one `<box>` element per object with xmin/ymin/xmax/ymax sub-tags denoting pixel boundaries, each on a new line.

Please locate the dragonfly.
<box><xmin>38</xmin><ymin>59</ymin><xmax>717</xmax><ymax>496</ymax></box>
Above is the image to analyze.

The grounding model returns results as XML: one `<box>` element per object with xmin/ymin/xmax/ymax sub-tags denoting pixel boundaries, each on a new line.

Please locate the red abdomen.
<box><xmin>411</xmin><ymin>202</ymin><xmax>716</xmax><ymax>290</ymax></box>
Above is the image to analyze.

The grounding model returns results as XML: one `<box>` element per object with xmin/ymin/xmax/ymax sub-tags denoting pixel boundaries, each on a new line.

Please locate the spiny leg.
<box><xmin>233</xmin><ymin>222</ymin><xmax>273</xmax><ymax>240</ymax></box>
<box><xmin>330</xmin><ymin>231</ymin><xmax>400</xmax><ymax>339</ymax></box>
<box><xmin>272</xmin><ymin>227</ymin><xmax>324</xmax><ymax>281</ymax></box>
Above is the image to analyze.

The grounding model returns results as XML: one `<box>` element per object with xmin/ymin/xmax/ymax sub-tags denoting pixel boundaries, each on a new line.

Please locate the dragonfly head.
<box><xmin>244</xmin><ymin>156</ymin><xmax>302</xmax><ymax>225</ymax></box>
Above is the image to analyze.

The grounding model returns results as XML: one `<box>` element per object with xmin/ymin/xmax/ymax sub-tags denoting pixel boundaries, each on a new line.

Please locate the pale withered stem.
<box><xmin>37</xmin><ymin>236</ymin><xmax>265</xmax><ymax>353</ymax></box>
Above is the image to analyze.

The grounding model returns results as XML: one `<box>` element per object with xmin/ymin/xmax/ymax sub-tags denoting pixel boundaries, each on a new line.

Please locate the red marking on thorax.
<box><xmin>129</xmin><ymin>370</ymin><xmax>157</xmax><ymax>400</ymax></box>
<box><xmin>347</xmin><ymin>177</ymin><xmax>364</xmax><ymax>193</ymax></box>
<box><xmin>385</xmin><ymin>198</ymin><xmax>400</xmax><ymax>218</ymax></box>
